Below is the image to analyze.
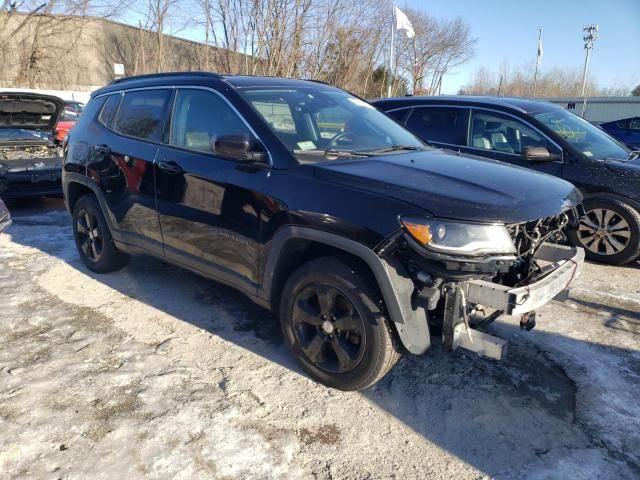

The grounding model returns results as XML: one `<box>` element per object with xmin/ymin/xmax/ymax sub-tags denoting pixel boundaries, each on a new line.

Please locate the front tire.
<box><xmin>568</xmin><ymin>196</ymin><xmax>640</xmax><ymax>265</ymax></box>
<box><xmin>279</xmin><ymin>257</ymin><xmax>400</xmax><ymax>391</ymax></box>
<box><xmin>72</xmin><ymin>194</ymin><xmax>130</xmax><ymax>273</ymax></box>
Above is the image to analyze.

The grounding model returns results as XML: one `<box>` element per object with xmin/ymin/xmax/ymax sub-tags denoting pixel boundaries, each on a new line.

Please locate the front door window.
<box><xmin>470</xmin><ymin>111</ymin><xmax>558</xmax><ymax>156</ymax></box>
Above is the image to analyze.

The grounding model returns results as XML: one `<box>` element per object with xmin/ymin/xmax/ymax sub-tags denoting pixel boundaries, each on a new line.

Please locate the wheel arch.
<box><xmin>65</xmin><ymin>180</ymin><xmax>94</xmax><ymax>214</ymax></box>
<box><xmin>261</xmin><ymin>226</ymin><xmax>430</xmax><ymax>354</ymax></box>
<box><xmin>581</xmin><ymin>191</ymin><xmax>640</xmax><ymax>212</ymax></box>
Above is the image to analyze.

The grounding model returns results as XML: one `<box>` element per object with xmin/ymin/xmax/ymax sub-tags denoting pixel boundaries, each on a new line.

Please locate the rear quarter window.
<box><xmin>98</xmin><ymin>94</ymin><xmax>121</xmax><ymax>127</ymax></box>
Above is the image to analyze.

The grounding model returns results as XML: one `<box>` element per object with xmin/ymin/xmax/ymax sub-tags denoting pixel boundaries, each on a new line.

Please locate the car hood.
<box><xmin>0</xmin><ymin>92</ymin><xmax>65</xmax><ymax>133</ymax></box>
<box><xmin>313</xmin><ymin>149</ymin><xmax>582</xmax><ymax>224</ymax></box>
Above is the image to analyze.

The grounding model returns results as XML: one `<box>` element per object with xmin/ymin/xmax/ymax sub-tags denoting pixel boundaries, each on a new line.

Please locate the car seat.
<box><xmin>471</xmin><ymin>118</ymin><xmax>491</xmax><ymax>149</ymax></box>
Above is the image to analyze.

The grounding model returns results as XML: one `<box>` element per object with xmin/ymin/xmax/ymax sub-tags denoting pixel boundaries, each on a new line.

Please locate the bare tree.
<box><xmin>459</xmin><ymin>65</ymin><xmax>619</xmax><ymax>97</ymax></box>
<box><xmin>394</xmin><ymin>8</ymin><xmax>475</xmax><ymax>95</ymax></box>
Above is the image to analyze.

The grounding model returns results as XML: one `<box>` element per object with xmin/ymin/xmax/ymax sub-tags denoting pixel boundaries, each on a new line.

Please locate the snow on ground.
<box><xmin>1</xmin><ymin>199</ymin><xmax>639</xmax><ymax>479</ymax></box>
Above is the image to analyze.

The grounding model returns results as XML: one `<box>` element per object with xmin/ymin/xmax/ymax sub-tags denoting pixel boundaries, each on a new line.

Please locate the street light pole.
<box><xmin>580</xmin><ymin>24</ymin><xmax>598</xmax><ymax>118</ymax></box>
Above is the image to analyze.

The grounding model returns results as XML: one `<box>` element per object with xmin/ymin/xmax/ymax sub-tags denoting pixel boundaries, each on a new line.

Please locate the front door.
<box><xmin>155</xmin><ymin>87</ymin><xmax>269</xmax><ymax>291</ymax></box>
<box><xmin>462</xmin><ymin>109</ymin><xmax>564</xmax><ymax>177</ymax></box>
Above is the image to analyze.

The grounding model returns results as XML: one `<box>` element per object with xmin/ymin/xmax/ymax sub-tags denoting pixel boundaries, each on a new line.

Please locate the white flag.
<box><xmin>394</xmin><ymin>6</ymin><xmax>415</xmax><ymax>38</ymax></box>
<box><xmin>537</xmin><ymin>36</ymin><xmax>543</xmax><ymax>66</ymax></box>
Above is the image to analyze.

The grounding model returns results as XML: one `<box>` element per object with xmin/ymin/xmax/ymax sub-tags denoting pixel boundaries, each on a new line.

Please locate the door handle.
<box><xmin>157</xmin><ymin>160</ymin><xmax>183</xmax><ymax>174</ymax></box>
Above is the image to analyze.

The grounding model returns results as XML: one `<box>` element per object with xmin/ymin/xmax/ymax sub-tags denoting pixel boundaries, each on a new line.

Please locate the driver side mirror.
<box><xmin>522</xmin><ymin>146</ymin><xmax>560</xmax><ymax>162</ymax></box>
<box><xmin>211</xmin><ymin>133</ymin><xmax>266</xmax><ymax>163</ymax></box>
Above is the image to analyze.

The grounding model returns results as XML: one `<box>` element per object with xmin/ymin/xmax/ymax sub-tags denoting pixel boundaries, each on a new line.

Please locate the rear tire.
<box><xmin>279</xmin><ymin>256</ymin><xmax>400</xmax><ymax>391</ymax></box>
<box><xmin>72</xmin><ymin>194</ymin><xmax>130</xmax><ymax>273</ymax></box>
<box><xmin>568</xmin><ymin>196</ymin><xmax>640</xmax><ymax>265</ymax></box>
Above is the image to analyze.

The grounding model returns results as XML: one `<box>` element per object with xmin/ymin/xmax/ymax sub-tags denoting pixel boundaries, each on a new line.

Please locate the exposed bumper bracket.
<box><xmin>453</xmin><ymin>323</ymin><xmax>508</xmax><ymax>361</ymax></box>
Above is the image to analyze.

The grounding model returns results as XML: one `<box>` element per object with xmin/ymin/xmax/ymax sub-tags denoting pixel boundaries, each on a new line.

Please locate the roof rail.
<box><xmin>110</xmin><ymin>71</ymin><xmax>222</xmax><ymax>85</ymax></box>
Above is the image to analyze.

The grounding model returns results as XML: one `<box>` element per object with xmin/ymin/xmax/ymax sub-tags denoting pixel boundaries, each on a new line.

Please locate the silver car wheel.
<box><xmin>577</xmin><ymin>208</ymin><xmax>631</xmax><ymax>255</ymax></box>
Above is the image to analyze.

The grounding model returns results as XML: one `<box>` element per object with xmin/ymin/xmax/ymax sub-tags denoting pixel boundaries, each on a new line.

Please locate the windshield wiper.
<box><xmin>366</xmin><ymin>144</ymin><xmax>422</xmax><ymax>154</ymax></box>
<box><xmin>293</xmin><ymin>148</ymin><xmax>374</xmax><ymax>159</ymax></box>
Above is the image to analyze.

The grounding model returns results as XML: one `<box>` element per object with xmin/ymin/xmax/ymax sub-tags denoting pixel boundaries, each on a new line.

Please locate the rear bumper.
<box><xmin>0</xmin><ymin>168</ymin><xmax>62</xmax><ymax>198</ymax></box>
<box><xmin>463</xmin><ymin>243</ymin><xmax>584</xmax><ymax>315</ymax></box>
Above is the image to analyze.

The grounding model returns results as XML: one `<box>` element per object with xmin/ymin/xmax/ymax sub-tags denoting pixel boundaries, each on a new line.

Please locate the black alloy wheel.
<box><xmin>72</xmin><ymin>194</ymin><xmax>130</xmax><ymax>273</ymax></box>
<box><xmin>280</xmin><ymin>257</ymin><xmax>401</xmax><ymax>391</ymax></box>
<box><xmin>76</xmin><ymin>209</ymin><xmax>104</xmax><ymax>262</ymax></box>
<box><xmin>292</xmin><ymin>283</ymin><xmax>366</xmax><ymax>374</ymax></box>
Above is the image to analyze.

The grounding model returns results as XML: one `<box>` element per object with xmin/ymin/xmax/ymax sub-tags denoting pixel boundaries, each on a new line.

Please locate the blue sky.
<box><xmin>130</xmin><ymin>0</ymin><xmax>639</xmax><ymax>94</ymax></box>
<box><xmin>400</xmin><ymin>0</ymin><xmax>640</xmax><ymax>93</ymax></box>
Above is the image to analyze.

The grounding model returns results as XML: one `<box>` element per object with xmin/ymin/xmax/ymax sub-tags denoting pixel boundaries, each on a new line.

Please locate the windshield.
<box><xmin>533</xmin><ymin>108</ymin><xmax>630</xmax><ymax>160</ymax></box>
<box><xmin>0</xmin><ymin>128</ymin><xmax>52</xmax><ymax>142</ymax></box>
<box><xmin>238</xmin><ymin>86</ymin><xmax>426</xmax><ymax>162</ymax></box>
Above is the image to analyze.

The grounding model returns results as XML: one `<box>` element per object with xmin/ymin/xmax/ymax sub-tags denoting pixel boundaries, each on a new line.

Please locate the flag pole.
<box><xmin>533</xmin><ymin>28</ymin><xmax>541</xmax><ymax>97</ymax></box>
<box><xmin>388</xmin><ymin>5</ymin><xmax>395</xmax><ymax>98</ymax></box>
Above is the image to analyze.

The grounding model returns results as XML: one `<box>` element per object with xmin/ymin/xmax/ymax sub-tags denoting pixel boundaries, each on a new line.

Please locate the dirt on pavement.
<box><xmin>1</xmin><ymin>199</ymin><xmax>639</xmax><ymax>479</ymax></box>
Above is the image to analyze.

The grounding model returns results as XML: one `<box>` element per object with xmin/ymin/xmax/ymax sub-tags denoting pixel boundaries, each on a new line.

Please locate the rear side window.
<box><xmin>114</xmin><ymin>89</ymin><xmax>170</xmax><ymax>141</ymax></box>
<box><xmin>98</xmin><ymin>94</ymin><xmax>120</xmax><ymax>127</ymax></box>
<box><xmin>406</xmin><ymin>107</ymin><xmax>465</xmax><ymax>144</ymax></box>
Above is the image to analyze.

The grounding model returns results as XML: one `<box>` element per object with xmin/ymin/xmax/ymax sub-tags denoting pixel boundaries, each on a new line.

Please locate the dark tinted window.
<box><xmin>114</xmin><ymin>89</ymin><xmax>170</xmax><ymax>141</ymax></box>
<box><xmin>170</xmin><ymin>89</ymin><xmax>251</xmax><ymax>153</ymax></box>
<box><xmin>406</xmin><ymin>107</ymin><xmax>463</xmax><ymax>144</ymax></box>
<box><xmin>386</xmin><ymin>108</ymin><xmax>411</xmax><ymax>123</ymax></box>
<box><xmin>98</xmin><ymin>95</ymin><xmax>120</xmax><ymax>127</ymax></box>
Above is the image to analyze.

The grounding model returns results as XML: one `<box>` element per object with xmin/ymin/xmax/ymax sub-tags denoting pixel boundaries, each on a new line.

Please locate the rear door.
<box><xmin>462</xmin><ymin>109</ymin><xmax>564</xmax><ymax>176</ymax></box>
<box><xmin>87</xmin><ymin>88</ymin><xmax>172</xmax><ymax>254</ymax></box>
<box><xmin>154</xmin><ymin>87</ymin><xmax>269</xmax><ymax>291</ymax></box>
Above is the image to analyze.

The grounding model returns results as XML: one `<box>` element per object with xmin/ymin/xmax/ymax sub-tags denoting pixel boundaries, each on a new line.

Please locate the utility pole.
<box><xmin>580</xmin><ymin>24</ymin><xmax>598</xmax><ymax>118</ymax></box>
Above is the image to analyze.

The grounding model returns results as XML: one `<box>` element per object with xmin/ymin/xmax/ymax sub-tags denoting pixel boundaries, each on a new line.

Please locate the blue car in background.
<box><xmin>600</xmin><ymin>117</ymin><xmax>640</xmax><ymax>149</ymax></box>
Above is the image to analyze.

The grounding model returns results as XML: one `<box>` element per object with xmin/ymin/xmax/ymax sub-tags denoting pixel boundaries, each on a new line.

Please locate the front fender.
<box><xmin>260</xmin><ymin>226</ymin><xmax>430</xmax><ymax>354</ymax></box>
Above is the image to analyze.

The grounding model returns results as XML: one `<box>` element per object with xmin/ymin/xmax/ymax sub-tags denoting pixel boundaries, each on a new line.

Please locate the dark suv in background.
<box><xmin>374</xmin><ymin>96</ymin><xmax>640</xmax><ymax>265</ymax></box>
<box><xmin>63</xmin><ymin>73</ymin><xmax>584</xmax><ymax>390</ymax></box>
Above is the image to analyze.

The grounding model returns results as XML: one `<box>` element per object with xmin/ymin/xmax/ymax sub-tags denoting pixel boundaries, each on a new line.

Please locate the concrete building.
<box><xmin>545</xmin><ymin>96</ymin><xmax>640</xmax><ymax>123</ymax></box>
<box><xmin>0</xmin><ymin>12</ymin><xmax>234</xmax><ymax>92</ymax></box>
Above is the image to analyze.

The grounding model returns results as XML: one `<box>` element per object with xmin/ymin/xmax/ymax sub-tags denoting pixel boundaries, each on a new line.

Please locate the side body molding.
<box><xmin>260</xmin><ymin>226</ymin><xmax>431</xmax><ymax>354</ymax></box>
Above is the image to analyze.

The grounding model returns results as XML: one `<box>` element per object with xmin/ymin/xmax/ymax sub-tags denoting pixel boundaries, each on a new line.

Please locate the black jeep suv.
<box><xmin>63</xmin><ymin>73</ymin><xmax>584</xmax><ymax>390</ymax></box>
<box><xmin>374</xmin><ymin>96</ymin><xmax>640</xmax><ymax>265</ymax></box>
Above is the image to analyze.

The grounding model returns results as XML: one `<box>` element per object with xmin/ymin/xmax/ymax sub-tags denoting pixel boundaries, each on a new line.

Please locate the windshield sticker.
<box><xmin>347</xmin><ymin>98</ymin><xmax>374</xmax><ymax>109</ymax></box>
<box><xmin>584</xmin><ymin>151</ymin><xmax>593</xmax><ymax>157</ymax></box>
<box><xmin>297</xmin><ymin>140</ymin><xmax>316</xmax><ymax>150</ymax></box>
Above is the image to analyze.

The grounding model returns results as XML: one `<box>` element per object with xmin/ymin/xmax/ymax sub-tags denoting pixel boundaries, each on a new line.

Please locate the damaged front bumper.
<box><xmin>442</xmin><ymin>243</ymin><xmax>584</xmax><ymax>360</ymax></box>
<box><xmin>463</xmin><ymin>243</ymin><xmax>584</xmax><ymax>316</ymax></box>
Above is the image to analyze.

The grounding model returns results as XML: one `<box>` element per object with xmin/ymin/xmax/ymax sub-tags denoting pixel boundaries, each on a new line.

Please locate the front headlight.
<box><xmin>400</xmin><ymin>216</ymin><xmax>516</xmax><ymax>256</ymax></box>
